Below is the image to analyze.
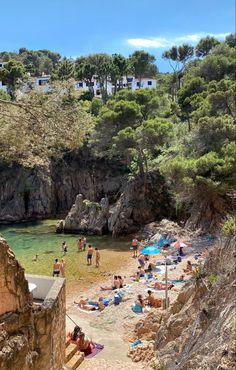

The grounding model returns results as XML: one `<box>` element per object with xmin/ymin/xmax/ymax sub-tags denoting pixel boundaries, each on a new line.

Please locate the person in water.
<box><xmin>77</xmin><ymin>239</ymin><xmax>84</xmax><ymax>252</ymax></box>
<box><xmin>87</xmin><ymin>245</ymin><xmax>94</xmax><ymax>265</ymax></box>
<box><xmin>32</xmin><ymin>254</ymin><xmax>39</xmax><ymax>261</ymax></box>
<box><xmin>62</xmin><ymin>241</ymin><xmax>68</xmax><ymax>255</ymax></box>
<box><xmin>95</xmin><ymin>248</ymin><xmax>100</xmax><ymax>267</ymax></box>
<box><xmin>53</xmin><ymin>259</ymin><xmax>61</xmax><ymax>277</ymax></box>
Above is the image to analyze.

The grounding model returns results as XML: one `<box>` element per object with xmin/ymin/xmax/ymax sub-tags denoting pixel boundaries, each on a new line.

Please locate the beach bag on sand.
<box><xmin>114</xmin><ymin>294</ymin><xmax>122</xmax><ymax>305</ymax></box>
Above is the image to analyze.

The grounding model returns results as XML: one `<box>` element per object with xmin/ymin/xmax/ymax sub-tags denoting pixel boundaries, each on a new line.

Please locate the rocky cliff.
<box><xmin>128</xmin><ymin>236</ymin><xmax>236</xmax><ymax>369</ymax></box>
<box><xmin>58</xmin><ymin>172</ymin><xmax>172</xmax><ymax>236</ymax></box>
<box><xmin>0</xmin><ymin>154</ymin><xmax>127</xmax><ymax>223</ymax></box>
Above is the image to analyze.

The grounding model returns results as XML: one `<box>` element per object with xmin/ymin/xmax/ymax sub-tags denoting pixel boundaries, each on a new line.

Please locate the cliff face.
<box><xmin>0</xmin><ymin>155</ymin><xmax>172</xmax><ymax>235</ymax></box>
<box><xmin>0</xmin><ymin>155</ymin><xmax>127</xmax><ymax>223</ymax></box>
<box><xmin>128</xmin><ymin>236</ymin><xmax>236</xmax><ymax>370</ymax></box>
<box><xmin>58</xmin><ymin>172</ymin><xmax>172</xmax><ymax>236</ymax></box>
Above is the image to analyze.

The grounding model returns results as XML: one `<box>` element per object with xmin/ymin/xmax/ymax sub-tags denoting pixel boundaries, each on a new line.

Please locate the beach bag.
<box><xmin>114</xmin><ymin>294</ymin><xmax>122</xmax><ymax>305</ymax></box>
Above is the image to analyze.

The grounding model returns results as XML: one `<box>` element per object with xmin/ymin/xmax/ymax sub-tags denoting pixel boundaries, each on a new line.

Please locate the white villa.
<box><xmin>75</xmin><ymin>75</ymin><xmax>157</xmax><ymax>97</ymax></box>
<box><xmin>0</xmin><ymin>60</ymin><xmax>157</xmax><ymax>97</ymax></box>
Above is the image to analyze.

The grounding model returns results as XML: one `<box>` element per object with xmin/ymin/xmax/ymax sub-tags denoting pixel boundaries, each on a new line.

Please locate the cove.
<box><xmin>0</xmin><ymin>220</ymin><xmax>131</xmax><ymax>290</ymax></box>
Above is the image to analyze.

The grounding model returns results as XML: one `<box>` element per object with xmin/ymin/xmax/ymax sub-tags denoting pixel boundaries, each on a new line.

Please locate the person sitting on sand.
<box><xmin>132</xmin><ymin>294</ymin><xmax>145</xmax><ymax>313</ymax></box>
<box><xmin>101</xmin><ymin>276</ymin><xmax>121</xmax><ymax>290</ymax></box>
<box><xmin>53</xmin><ymin>259</ymin><xmax>61</xmax><ymax>277</ymax></box>
<box><xmin>118</xmin><ymin>276</ymin><xmax>124</xmax><ymax>288</ymax></box>
<box><xmin>153</xmin><ymin>281</ymin><xmax>174</xmax><ymax>290</ymax></box>
<box><xmin>145</xmin><ymin>290</ymin><xmax>162</xmax><ymax>308</ymax></box>
<box><xmin>138</xmin><ymin>266</ymin><xmax>145</xmax><ymax>277</ymax></box>
<box><xmin>67</xmin><ymin>325</ymin><xmax>82</xmax><ymax>349</ymax></box>
<box><xmin>74</xmin><ymin>297</ymin><xmax>105</xmax><ymax>311</ymax></box>
<box><xmin>183</xmin><ymin>260</ymin><xmax>193</xmax><ymax>273</ymax></box>
<box><xmin>77</xmin><ymin>332</ymin><xmax>95</xmax><ymax>356</ymax></box>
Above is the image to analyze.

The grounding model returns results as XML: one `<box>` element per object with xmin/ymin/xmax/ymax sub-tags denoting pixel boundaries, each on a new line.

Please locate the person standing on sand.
<box><xmin>60</xmin><ymin>258</ymin><xmax>65</xmax><ymax>277</ymax></box>
<box><xmin>53</xmin><ymin>259</ymin><xmax>61</xmax><ymax>277</ymax></box>
<box><xmin>87</xmin><ymin>245</ymin><xmax>94</xmax><ymax>265</ymax></box>
<box><xmin>132</xmin><ymin>237</ymin><xmax>139</xmax><ymax>258</ymax></box>
<box><xmin>95</xmin><ymin>248</ymin><xmax>100</xmax><ymax>267</ymax></box>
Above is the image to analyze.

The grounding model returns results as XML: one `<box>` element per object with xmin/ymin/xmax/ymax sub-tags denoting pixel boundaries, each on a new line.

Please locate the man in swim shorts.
<box><xmin>53</xmin><ymin>258</ymin><xmax>61</xmax><ymax>277</ymax></box>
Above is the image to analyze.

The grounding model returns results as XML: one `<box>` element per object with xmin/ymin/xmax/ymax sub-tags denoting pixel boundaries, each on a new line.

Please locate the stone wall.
<box><xmin>0</xmin><ymin>238</ymin><xmax>66</xmax><ymax>370</ymax></box>
<box><xmin>33</xmin><ymin>278</ymin><xmax>66</xmax><ymax>370</ymax></box>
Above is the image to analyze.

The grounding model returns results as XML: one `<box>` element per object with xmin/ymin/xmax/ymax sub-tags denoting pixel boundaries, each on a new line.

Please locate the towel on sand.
<box><xmin>85</xmin><ymin>344</ymin><xmax>104</xmax><ymax>358</ymax></box>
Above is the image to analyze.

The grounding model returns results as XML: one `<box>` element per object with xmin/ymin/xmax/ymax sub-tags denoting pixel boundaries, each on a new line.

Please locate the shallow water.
<box><xmin>0</xmin><ymin>220</ymin><xmax>131</xmax><ymax>287</ymax></box>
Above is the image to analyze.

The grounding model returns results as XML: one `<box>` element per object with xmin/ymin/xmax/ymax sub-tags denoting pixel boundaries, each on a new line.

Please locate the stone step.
<box><xmin>65</xmin><ymin>343</ymin><xmax>78</xmax><ymax>363</ymax></box>
<box><xmin>66</xmin><ymin>352</ymin><xmax>85</xmax><ymax>370</ymax></box>
<box><xmin>65</xmin><ymin>337</ymin><xmax>71</xmax><ymax>348</ymax></box>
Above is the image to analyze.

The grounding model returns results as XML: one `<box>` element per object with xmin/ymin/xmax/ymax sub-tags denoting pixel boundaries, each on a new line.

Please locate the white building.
<box><xmin>75</xmin><ymin>75</ymin><xmax>157</xmax><ymax>97</ymax></box>
<box><xmin>0</xmin><ymin>62</ymin><xmax>8</xmax><ymax>92</ymax></box>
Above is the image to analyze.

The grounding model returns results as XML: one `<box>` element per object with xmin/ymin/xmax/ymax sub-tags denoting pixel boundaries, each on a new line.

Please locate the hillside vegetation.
<box><xmin>0</xmin><ymin>34</ymin><xmax>235</xmax><ymax>231</ymax></box>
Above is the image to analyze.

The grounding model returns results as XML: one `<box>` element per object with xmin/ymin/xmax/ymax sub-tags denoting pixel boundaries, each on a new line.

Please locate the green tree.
<box><xmin>195</xmin><ymin>36</ymin><xmax>219</xmax><ymax>58</ymax></box>
<box><xmin>128</xmin><ymin>50</ymin><xmax>157</xmax><ymax>87</ymax></box>
<box><xmin>162</xmin><ymin>44</ymin><xmax>194</xmax><ymax>99</ymax></box>
<box><xmin>225</xmin><ymin>33</ymin><xmax>236</xmax><ymax>48</ymax></box>
<box><xmin>55</xmin><ymin>58</ymin><xmax>75</xmax><ymax>80</ymax></box>
<box><xmin>0</xmin><ymin>60</ymin><xmax>27</xmax><ymax>100</ymax></box>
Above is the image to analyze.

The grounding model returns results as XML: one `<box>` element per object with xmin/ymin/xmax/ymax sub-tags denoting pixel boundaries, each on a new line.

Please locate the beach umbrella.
<box><xmin>171</xmin><ymin>241</ymin><xmax>190</xmax><ymax>248</ymax></box>
<box><xmin>141</xmin><ymin>245</ymin><xmax>161</xmax><ymax>255</ymax></box>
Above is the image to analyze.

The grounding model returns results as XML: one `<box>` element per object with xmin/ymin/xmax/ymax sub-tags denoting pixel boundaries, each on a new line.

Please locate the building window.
<box><xmin>96</xmin><ymin>89</ymin><xmax>101</xmax><ymax>95</ymax></box>
<box><xmin>127</xmin><ymin>77</ymin><xmax>133</xmax><ymax>83</ymax></box>
<box><xmin>78</xmin><ymin>82</ymin><xmax>83</xmax><ymax>87</ymax></box>
<box><xmin>136</xmin><ymin>81</ymin><xmax>140</xmax><ymax>87</ymax></box>
<box><xmin>148</xmin><ymin>81</ymin><xmax>152</xmax><ymax>86</ymax></box>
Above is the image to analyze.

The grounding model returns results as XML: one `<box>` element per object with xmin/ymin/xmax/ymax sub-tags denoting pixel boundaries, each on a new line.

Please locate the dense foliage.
<box><xmin>0</xmin><ymin>34</ymin><xmax>235</xmax><ymax>228</ymax></box>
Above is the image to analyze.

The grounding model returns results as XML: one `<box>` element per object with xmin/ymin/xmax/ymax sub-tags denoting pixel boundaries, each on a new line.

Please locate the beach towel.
<box><xmin>76</xmin><ymin>306</ymin><xmax>98</xmax><ymax>314</ymax></box>
<box><xmin>85</xmin><ymin>344</ymin><xmax>104</xmax><ymax>358</ymax></box>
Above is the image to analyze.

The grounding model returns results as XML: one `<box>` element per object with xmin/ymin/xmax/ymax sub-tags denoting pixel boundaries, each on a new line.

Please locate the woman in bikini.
<box><xmin>77</xmin><ymin>332</ymin><xmax>95</xmax><ymax>356</ymax></box>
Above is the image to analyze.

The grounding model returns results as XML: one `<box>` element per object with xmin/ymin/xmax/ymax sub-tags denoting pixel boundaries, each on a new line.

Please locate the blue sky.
<box><xmin>1</xmin><ymin>0</ymin><xmax>235</xmax><ymax>72</ymax></box>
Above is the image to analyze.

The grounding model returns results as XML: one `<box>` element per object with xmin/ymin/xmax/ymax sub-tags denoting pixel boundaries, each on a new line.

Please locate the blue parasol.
<box><xmin>141</xmin><ymin>245</ymin><xmax>161</xmax><ymax>255</ymax></box>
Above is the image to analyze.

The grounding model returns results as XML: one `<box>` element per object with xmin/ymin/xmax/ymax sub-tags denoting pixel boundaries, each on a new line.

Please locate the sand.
<box><xmin>65</xmin><ymin>250</ymin><xmax>197</xmax><ymax>369</ymax></box>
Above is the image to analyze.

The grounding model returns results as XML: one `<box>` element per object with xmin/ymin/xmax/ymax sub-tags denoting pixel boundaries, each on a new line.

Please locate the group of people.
<box><xmin>68</xmin><ymin>326</ymin><xmax>95</xmax><ymax>356</ymax></box>
<box><xmin>132</xmin><ymin>290</ymin><xmax>163</xmax><ymax>313</ymax></box>
<box><xmin>101</xmin><ymin>275</ymin><xmax>124</xmax><ymax>290</ymax></box>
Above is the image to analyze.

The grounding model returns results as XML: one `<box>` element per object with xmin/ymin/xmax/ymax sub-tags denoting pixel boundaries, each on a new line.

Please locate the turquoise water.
<box><xmin>0</xmin><ymin>220</ymin><xmax>131</xmax><ymax>281</ymax></box>
<box><xmin>0</xmin><ymin>219</ymin><xmax>130</xmax><ymax>259</ymax></box>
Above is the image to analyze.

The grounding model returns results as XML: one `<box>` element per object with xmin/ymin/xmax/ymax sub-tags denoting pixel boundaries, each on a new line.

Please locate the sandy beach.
<box><xmin>65</xmin><ymin>249</ymin><xmax>196</xmax><ymax>370</ymax></box>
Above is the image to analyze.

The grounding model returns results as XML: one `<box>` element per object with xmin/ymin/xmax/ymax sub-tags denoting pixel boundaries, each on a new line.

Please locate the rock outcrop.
<box><xmin>59</xmin><ymin>172</ymin><xmax>172</xmax><ymax>236</ymax></box>
<box><xmin>62</xmin><ymin>194</ymin><xmax>109</xmax><ymax>235</ymax></box>
<box><xmin>128</xmin><ymin>236</ymin><xmax>236</xmax><ymax>370</ymax></box>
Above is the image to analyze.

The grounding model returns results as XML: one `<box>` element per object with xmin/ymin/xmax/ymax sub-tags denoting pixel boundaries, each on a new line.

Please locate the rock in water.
<box><xmin>63</xmin><ymin>194</ymin><xmax>109</xmax><ymax>235</ymax></box>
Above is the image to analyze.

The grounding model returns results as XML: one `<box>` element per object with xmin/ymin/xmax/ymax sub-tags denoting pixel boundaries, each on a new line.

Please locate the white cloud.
<box><xmin>127</xmin><ymin>38</ymin><xmax>169</xmax><ymax>48</ymax></box>
<box><xmin>127</xmin><ymin>32</ymin><xmax>230</xmax><ymax>49</ymax></box>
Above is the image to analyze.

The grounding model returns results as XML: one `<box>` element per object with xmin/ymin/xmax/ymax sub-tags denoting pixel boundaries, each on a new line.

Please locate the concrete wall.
<box><xmin>32</xmin><ymin>276</ymin><xmax>66</xmax><ymax>370</ymax></box>
<box><xmin>26</xmin><ymin>274</ymin><xmax>55</xmax><ymax>300</ymax></box>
